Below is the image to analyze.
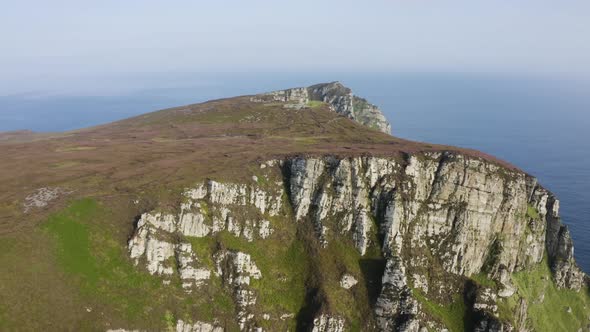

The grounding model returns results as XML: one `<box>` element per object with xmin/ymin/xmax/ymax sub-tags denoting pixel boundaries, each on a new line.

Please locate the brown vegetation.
<box><xmin>0</xmin><ymin>95</ymin><xmax>518</xmax><ymax>234</ymax></box>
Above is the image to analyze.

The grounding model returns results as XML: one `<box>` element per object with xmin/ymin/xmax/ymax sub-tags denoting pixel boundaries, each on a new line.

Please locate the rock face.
<box><xmin>311</xmin><ymin>314</ymin><xmax>345</xmax><ymax>332</ymax></box>
<box><xmin>287</xmin><ymin>153</ymin><xmax>536</xmax><ymax>275</ymax></box>
<box><xmin>339</xmin><ymin>274</ymin><xmax>358</xmax><ymax>289</ymax></box>
<box><xmin>128</xmin><ymin>212</ymin><xmax>211</xmax><ymax>289</ymax></box>
<box><xmin>214</xmin><ymin>250</ymin><xmax>262</xmax><ymax>330</ymax></box>
<box><xmin>252</xmin><ymin>82</ymin><xmax>391</xmax><ymax>134</ymax></box>
<box><xmin>176</xmin><ymin>320</ymin><xmax>224</xmax><ymax>332</ymax></box>
<box><xmin>125</xmin><ymin>152</ymin><xmax>586</xmax><ymax>331</ymax></box>
<box><xmin>283</xmin><ymin>153</ymin><xmax>586</xmax><ymax>330</ymax></box>
<box><xmin>129</xmin><ymin>178</ymin><xmax>283</xmax><ymax>269</ymax></box>
<box><xmin>128</xmin><ymin>174</ymin><xmax>283</xmax><ymax>330</ymax></box>
<box><xmin>375</xmin><ymin>256</ymin><xmax>421</xmax><ymax>331</ymax></box>
<box><xmin>109</xmin><ymin>320</ymin><xmax>224</xmax><ymax>332</ymax></box>
<box><xmin>538</xmin><ymin>189</ymin><xmax>586</xmax><ymax>290</ymax></box>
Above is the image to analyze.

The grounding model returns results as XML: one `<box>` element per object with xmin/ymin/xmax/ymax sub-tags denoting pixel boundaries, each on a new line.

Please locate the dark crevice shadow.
<box><xmin>295</xmin><ymin>287</ymin><xmax>324</xmax><ymax>332</ymax></box>
<box><xmin>463</xmin><ymin>279</ymin><xmax>479</xmax><ymax>331</ymax></box>
<box><xmin>127</xmin><ymin>214</ymin><xmax>142</xmax><ymax>241</ymax></box>
<box><xmin>359</xmin><ymin>258</ymin><xmax>387</xmax><ymax>307</ymax></box>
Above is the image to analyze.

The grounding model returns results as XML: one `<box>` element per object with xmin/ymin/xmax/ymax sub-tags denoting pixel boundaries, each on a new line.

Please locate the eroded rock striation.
<box><xmin>124</xmin><ymin>150</ymin><xmax>586</xmax><ymax>331</ymax></box>
<box><xmin>284</xmin><ymin>153</ymin><xmax>585</xmax><ymax>330</ymax></box>
<box><xmin>214</xmin><ymin>250</ymin><xmax>262</xmax><ymax>330</ymax></box>
<box><xmin>128</xmin><ymin>169</ymin><xmax>284</xmax><ymax>330</ymax></box>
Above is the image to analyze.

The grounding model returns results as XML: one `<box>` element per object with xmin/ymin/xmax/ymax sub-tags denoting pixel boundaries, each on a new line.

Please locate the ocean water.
<box><xmin>1</xmin><ymin>72</ymin><xmax>589</xmax><ymax>272</ymax></box>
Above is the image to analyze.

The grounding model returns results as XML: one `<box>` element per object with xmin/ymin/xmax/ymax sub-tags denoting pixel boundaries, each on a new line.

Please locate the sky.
<box><xmin>1</xmin><ymin>0</ymin><xmax>590</xmax><ymax>95</ymax></box>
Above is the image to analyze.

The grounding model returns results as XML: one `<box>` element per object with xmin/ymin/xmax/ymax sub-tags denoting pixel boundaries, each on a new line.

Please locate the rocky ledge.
<box><xmin>251</xmin><ymin>81</ymin><xmax>392</xmax><ymax>134</ymax></box>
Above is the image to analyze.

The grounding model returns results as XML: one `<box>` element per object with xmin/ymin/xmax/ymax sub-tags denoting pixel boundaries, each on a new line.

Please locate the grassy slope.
<box><xmin>412</xmin><ymin>290</ymin><xmax>467</xmax><ymax>332</ymax></box>
<box><xmin>0</xmin><ymin>94</ymin><xmax>585</xmax><ymax>330</ymax></box>
<box><xmin>0</xmin><ymin>198</ymin><xmax>242</xmax><ymax>331</ymax></box>
<box><xmin>497</xmin><ymin>257</ymin><xmax>590</xmax><ymax>331</ymax></box>
<box><xmin>412</xmin><ymin>264</ymin><xmax>590</xmax><ymax>332</ymax></box>
<box><xmin>0</xmin><ymin>174</ymin><xmax>387</xmax><ymax>330</ymax></box>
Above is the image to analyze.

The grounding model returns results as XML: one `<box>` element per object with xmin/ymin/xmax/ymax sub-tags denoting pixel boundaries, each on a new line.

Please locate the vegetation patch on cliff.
<box><xmin>306</xmin><ymin>100</ymin><xmax>325</xmax><ymax>108</ymax></box>
<box><xmin>185</xmin><ymin>210</ymin><xmax>310</xmax><ymax>330</ymax></box>
<box><xmin>493</xmin><ymin>257</ymin><xmax>590</xmax><ymax>331</ymax></box>
<box><xmin>526</xmin><ymin>204</ymin><xmax>540</xmax><ymax>220</ymax></box>
<box><xmin>412</xmin><ymin>289</ymin><xmax>468</xmax><ymax>332</ymax></box>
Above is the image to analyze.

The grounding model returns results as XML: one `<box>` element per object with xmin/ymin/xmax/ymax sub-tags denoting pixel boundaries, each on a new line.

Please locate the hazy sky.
<box><xmin>2</xmin><ymin>1</ymin><xmax>590</xmax><ymax>94</ymax></box>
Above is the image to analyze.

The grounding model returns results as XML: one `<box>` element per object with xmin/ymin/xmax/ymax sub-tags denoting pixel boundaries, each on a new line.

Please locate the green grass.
<box><xmin>508</xmin><ymin>257</ymin><xmax>590</xmax><ymax>331</ymax></box>
<box><xmin>472</xmin><ymin>257</ymin><xmax>590</xmax><ymax>331</ymax></box>
<box><xmin>306</xmin><ymin>100</ymin><xmax>325</xmax><ymax>108</ymax></box>
<box><xmin>0</xmin><ymin>238</ymin><xmax>16</xmax><ymax>325</ymax></box>
<box><xmin>187</xmin><ymin>236</ymin><xmax>217</xmax><ymax>269</ymax></box>
<box><xmin>527</xmin><ymin>204</ymin><xmax>540</xmax><ymax>220</ymax></box>
<box><xmin>217</xmin><ymin>229</ymin><xmax>309</xmax><ymax>314</ymax></box>
<box><xmin>470</xmin><ymin>273</ymin><xmax>497</xmax><ymax>288</ymax></box>
<box><xmin>312</xmin><ymin>218</ymin><xmax>386</xmax><ymax>329</ymax></box>
<box><xmin>187</xmin><ymin>216</ymin><xmax>309</xmax><ymax>330</ymax></box>
<box><xmin>164</xmin><ymin>310</ymin><xmax>175</xmax><ymax>331</ymax></box>
<box><xmin>185</xmin><ymin>235</ymin><xmax>240</xmax><ymax>325</ymax></box>
<box><xmin>321</xmin><ymin>238</ymin><xmax>363</xmax><ymax>318</ymax></box>
<box><xmin>182</xmin><ymin>275</ymin><xmax>237</xmax><ymax>326</ymax></box>
<box><xmin>43</xmin><ymin>199</ymin><xmax>100</xmax><ymax>283</ymax></box>
<box><xmin>41</xmin><ymin>198</ymin><xmax>193</xmax><ymax>328</ymax></box>
<box><xmin>412</xmin><ymin>290</ymin><xmax>467</xmax><ymax>332</ymax></box>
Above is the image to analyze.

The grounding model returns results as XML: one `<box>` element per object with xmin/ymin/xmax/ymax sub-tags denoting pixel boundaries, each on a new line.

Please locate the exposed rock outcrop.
<box><xmin>339</xmin><ymin>274</ymin><xmax>358</xmax><ymax>289</ymax></box>
<box><xmin>128</xmin><ymin>212</ymin><xmax>211</xmax><ymax>289</ymax></box>
<box><xmin>497</xmin><ymin>267</ymin><xmax>516</xmax><ymax>298</ymax></box>
<box><xmin>466</xmin><ymin>283</ymin><xmax>515</xmax><ymax>332</ymax></box>
<box><xmin>285</xmin><ymin>153</ymin><xmax>585</xmax><ymax>288</ymax></box>
<box><xmin>283</xmin><ymin>153</ymin><xmax>586</xmax><ymax>330</ymax></box>
<box><xmin>375</xmin><ymin>256</ymin><xmax>422</xmax><ymax>331</ymax></box>
<box><xmin>311</xmin><ymin>314</ymin><xmax>345</xmax><ymax>332</ymax></box>
<box><xmin>126</xmin><ymin>152</ymin><xmax>586</xmax><ymax>331</ymax></box>
<box><xmin>214</xmin><ymin>250</ymin><xmax>262</xmax><ymax>330</ymax></box>
<box><xmin>473</xmin><ymin>315</ymin><xmax>512</xmax><ymax>332</ymax></box>
<box><xmin>252</xmin><ymin>82</ymin><xmax>391</xmax><ymax>134</ymax></box>
<box><xmin>286</xmin><ymin>153</ymin><xmax>535</xmax><ymax>275</ymax></box>
<box><xmin>514</xmin><ymin>298</ymin><xmax>529</xmax><ymax>332</ymax></box>
<box><xmin>128</xmin><ymin>175</ymin><xmax>281</xmax><ymax>291</ymax></box>
<box><xmin>308</xmin><ymin>82</ymin><xmax>391</xmax><ymax>134</ymax></box>
<box><xmin>176</xmin><ymin>320</ymin><xmax>224</xmax><ymax>332</ymax></box>
<box><xmin>530</xmin><ymin>187</ymin><xmax>585</xmax><ymax>290</ymax></box>
<box><xmin>23</xmin><ymin>187</ymin><xmax>70</xmax><ymax>213</ymax></box>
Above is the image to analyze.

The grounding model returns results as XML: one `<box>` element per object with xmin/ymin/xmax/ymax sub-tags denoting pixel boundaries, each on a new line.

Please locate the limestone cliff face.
<box><xmin>531</xmin><ymin>187</ymin><xmax>585</xmax><ymax>290</ymax></box>
<box><xmin>251</xmin><ymin>82</ymin><xmax>392</xmax><ymax>134</ymax></box>
<box><xmin>126</xmin><ymin>153</ymin><xmax>585</xmax><ymax>331</ymax></box>
<box><xmin>288</xmin><ymin>153</ymin><xmax>537</xmax><ymax>274</ymax></box>
<box><xmin>285</xmin><ymin>153</ymin><xmax>585</xmax><ymax>330</ymax></box>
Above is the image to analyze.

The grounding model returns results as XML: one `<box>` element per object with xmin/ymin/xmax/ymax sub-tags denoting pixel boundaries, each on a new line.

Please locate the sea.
<box><xmin>1</xmin><ymin>72</ymin><xmax>589</xmax><ymax>272</ymax></box>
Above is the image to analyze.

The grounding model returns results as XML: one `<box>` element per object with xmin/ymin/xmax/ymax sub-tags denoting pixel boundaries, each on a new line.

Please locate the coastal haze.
<box><xmin>2</xmin><ymin>0</ymin><xmax>590</xmax><ymax>93</ymax></box>
<box><xmin>2</xmin><ymin>1</ymin><xmax>590</xmax><ymax>331</ymax></box>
